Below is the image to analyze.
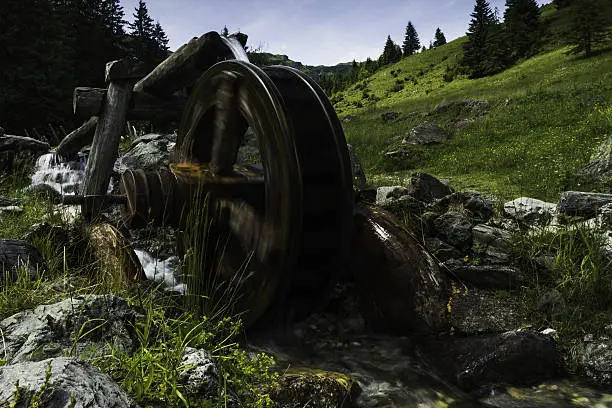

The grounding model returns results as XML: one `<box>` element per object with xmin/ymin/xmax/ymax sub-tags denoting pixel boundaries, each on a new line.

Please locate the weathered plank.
<box><xmin>73</xmin><ymin>87</ymin><xmax>184</xmax><ymax>122</ymax></box>
<box><xmin>133</xmin><ymin>31</ymin><xmax>233</xmax><ymax>96</ymax></box>
<box><xmin>56</xmin><ymin>116</ymin><xmax>98</xmax><ymax>158</ymax></box>
<box><xmin>81</xmin><ymin>59</ymin><xmax>137</xmax><ymax>200</ymax></box>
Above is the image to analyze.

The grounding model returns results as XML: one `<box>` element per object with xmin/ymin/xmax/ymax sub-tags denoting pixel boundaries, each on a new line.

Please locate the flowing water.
<box><xmin>220</xmin><ymin>36</ymin><xmax>250</xmax><ymax>62</ymax></box>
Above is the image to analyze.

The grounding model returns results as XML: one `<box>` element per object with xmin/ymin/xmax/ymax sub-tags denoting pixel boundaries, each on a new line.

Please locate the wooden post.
<box><xmin>81</xmin><ymin>57</ymin><xmax>146</xmax><ymax>211</ymax></box>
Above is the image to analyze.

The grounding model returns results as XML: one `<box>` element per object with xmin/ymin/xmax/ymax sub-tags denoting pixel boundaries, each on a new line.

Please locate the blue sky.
<box><xmin>120</xmin><ymin>0</ymin><xmax>552</xmax><ymax>66</ymax></box>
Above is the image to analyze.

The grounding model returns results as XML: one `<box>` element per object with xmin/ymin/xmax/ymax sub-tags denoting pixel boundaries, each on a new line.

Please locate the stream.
<box><xmin>30</xmin><ymin>150</ymin><xmax>612</xmax><ymax>407</ymax></box>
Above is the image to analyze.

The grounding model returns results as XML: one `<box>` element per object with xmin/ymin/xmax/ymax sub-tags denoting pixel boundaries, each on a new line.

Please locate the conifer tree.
<box><xmin>380</xmin><ymin>35</ymin><xmax>398</xmax><ymax>65</ymax></box>
<box><xmin>153</xmin><ymin>21</ymin><xmax>169</xmax><ymax>51</ymax></box>
<box><xmin>565</xmin><ymin>0</ymin><xmax>612</xmax><ymax>57</ymax></box>
<box><xmin>433</xmin><ymin>27</ymin><xmax>447</xmax><ymax>47</ymax></box>
<box><xmin>222</xmin><ymin>25</ymin><xmax>229</xmax><ymax>36</ymax></box>
<box><xmin>503</xmin><ymin>0</ymin><xmax>540</xmax><ymax>60</ymax></box>
<box><xmin>402</xmin><ymin>22</ymin><xmax>421</xmax><ymax>56</ymax></box>
<box><xmin>421</xmin><ymin>45</ymin><xmax>427</xmax><ymax>52</ymax></box>
<box><xmin>129</xmin><ymin>0</ymin><xmax>165</xmax><ymax>68</ymax></box>
<box><xmin>462</xmin><ymin>0</ymin><xmax>497</xmax><ymax>78</ymax></box>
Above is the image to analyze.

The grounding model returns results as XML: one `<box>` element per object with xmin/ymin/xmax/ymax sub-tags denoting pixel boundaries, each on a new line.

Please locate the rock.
<box><xmin>504</xmin><ymin>197</ymin><xmax>557</xmax><ymax>225</ymax></box>
<box><xmin>351</xmin><ymin>206</ymin><xmax>451</xmax><ymax>334</ymax></box>
<box><xmin>0</xmin><ymin>196</ymin><xmax>24</xmax><ymax>207</ymax></box>
<box><xmin>179</xmin><ymin>347</ymin><xmax>219</xmax><ymax>396</ymax></box>
<box><xmin>128</xmin><ymin>132</ymin><xmax>176</xmax><ymax>150</ymax></box>
<box><xmin>22</xmin><ymin>183</ymin><xmax>62</xmax><ymax>201</ymax></box>
<box><xmin>405</xmin><ymin>172</ymin><xmax>453</xmax><ymax>203</ymax></box>
<box><xmin>270</xmin><ymin>367</ymin><xmax>360</xmax><ymax>408</ymax></box>
<box><xmin>472</xmin><ymin>224</ymin><xmax>513</xmax><ymax>264</ymax></box>
<box><xmin>0</xmin><ymin>135</ymin><xmax>50</xmax><ymax>154</ymax></box>
<box><xmin>430</xmin><ymin>100</ymin><xmax>490</xmax><ymax>118</ymax></box>
<box><xmin>424</xmin><ymin>237</ymin><xmax>462</xmax><ymax>262</ymax></box>
<box><xmin>0</xmin><ymin>205</ymin><xmax>23</xmax><ymax>215</ymax></box>
<box><xmin>0</xmin><ymin>295</ymin><xmax>136</xmax><ymax>364</ymax></box>
<box><xmin>0</xmin><ymin>357</ymin><xmax>139</xmax><ymax>407</ymax></box>
<box><xmin>430</xmin><ymin>191</ymin><xmax>495</xmax><ymax>222</ymax></box>
<box><xmin>347</xmin><ymin>144</ymin><xmax>367</xmax><ymax>189</ymax></box>
<box><xmin>576</xmin><ymin>134</ymin><xmax>612</xmax><ymax>185</ymax></box>
<box><xmin>598</xmin><ymin>203</ymin><xmax>612</xmax><ymax>228</ymax></box>
<box><xmin>114</xmin><ymin>133</ymin><xmax>175</xmax><ymax>173</ymax></box>
<box><xmin>402</xmin><ymin>123</ymin><xmax>450</xmax><ymax>145</ymax></box>
<box><xmin>442</xmin><ymin>259</ymin><xmax>524</xmax><ymax>290</ymax></box>
<box><xmin>536</xmin><ymin>289</ymin><xmax>566</xmax><ymax>319</ymax></box>
<box><xmin>433</xmin><ymin>211</ymin><xmax>473</xmax><ymax>252</ymax></box>
<box><xmin>574</xmin><ymin>336</ymin><xmax>612</xmax><ymax>386</ymax></box>
<box><xmin>380</xmin><ymin>195</ymin><xmax>425</xmax><ymax>224</ymax></box>
<box><xmin>0</xmin><ymin>239</ymin><xmax>45</xmax><ymax>283</ymax></box>
<box><xmin>381</xmin><ymin>112</ymin><xmax>399</xmax><ymax>122</ymax></box>
<box><xmin>448</xmin><ymin>288</ymin><xmax>530</xmax><ymax>334</ymax></box>
<box><xmin>558</xmin><ymin>191</ymin><xmax>612</xmax><ymax>219</ymax></box>
<box><xmin>417</xmin><ymin>330</ymin><xmax>561</xmax><ymax>392</ymax></box>
<box><xmin>236</xmin><ymin>127</ymin><xmax>261</xmax><ymax>165</ymax></box>
<box><xmin>375</xmin><ymin>186</ymin><xmax>408</xmax><ymax>205</ymax></box>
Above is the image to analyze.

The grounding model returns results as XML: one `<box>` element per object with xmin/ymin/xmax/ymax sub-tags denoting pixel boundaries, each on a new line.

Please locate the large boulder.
<box><xmin>442</xmin><ymin>259</ymin><xmax>524</xmax><ymax>290</ymax></box>
<box><xmin>573</xmin><ymin>335</ymin><xmax>612</xmax><ymax>387</ymax></box>
<box><xmin>471</xmin><ymin>224</ymin><xmax>513</xmax><ymax>264</ymax></box>
<box><xmin>351</xmin><ymin>205</ymin><xmax>451</xmax><ymax>334</ymax></box>
<box><xmin>576</xmin><ymin>134</ymin><xmax>612</xmax><ymax>185</ymax></box>
<box><xmin>402</xmin><ymin>123</ymin><xmax>450</xmax><ymax>146</ymax></box>
<box><xmin>114</xmin><ymin>133</ymin><xmax>176</xmax><ymax>173</ymax></box>
<box><xmin>430</xmin><ymin>191</ymin><xmax>495</xmax><ymax>222</ymax></box>
<box><xmin>0</xmin><ymin>135</ymin><xmax>50</xmax><ymax>173</ymax></box>
<box><xmin>504</xmin><ymin>197</ymin><xmax>557</xmax><ymax>225</ymax></box>
<box><xmin>0</xmin><ymin>295</ymin><xmax>136</xmax><ymax>364</ymax></box>
<box><xmin>557</xmin><ymin>191</ymin><xmax>612</xmax><ymax>219</ymax></box>
<box><xmin>417</xmin><ymin>330</ymin><xmax>561</xmax><ymax>392</ymax></box>
<box><xmin>0</xmin><ymin>239</ymin><xmax>45</xmax><ymax>283</ymax></box>
<box><xmin>0</xmin><ymin>357</ymin><xmax>139</xmax><ymax>408</ymax></box>
<box><xmin>404</xmin><ymin>172</ymin><xmax>453</xmax><ymax>203</ymax></box>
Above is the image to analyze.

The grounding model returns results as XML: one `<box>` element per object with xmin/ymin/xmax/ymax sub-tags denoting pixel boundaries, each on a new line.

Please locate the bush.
<box><xmin>390</xmin><ymin>83</ymin><xmax>404</xmax><ymax>93</ymax></box>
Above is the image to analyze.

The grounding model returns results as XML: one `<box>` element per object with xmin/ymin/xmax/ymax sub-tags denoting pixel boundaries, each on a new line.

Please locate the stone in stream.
<box><xmin>351</xmin><ymin>205</ymin><xmax>451</xmax><ymax>335</ymax></box>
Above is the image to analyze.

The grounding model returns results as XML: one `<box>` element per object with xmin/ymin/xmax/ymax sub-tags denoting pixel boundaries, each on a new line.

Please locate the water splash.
<box><xmin>31</xmin><ymin>151</ymin><xmax>87</xmax><ymax>195</ymax></box>
<box><xmin>220</xmin><ymin>36</ymin><xmax>250</xmax><ymax>62</ymax></box>
<box><xmin>134</xmin><ymin>249</ymin><xmax>184</xmax><ymax>293</ymax></box>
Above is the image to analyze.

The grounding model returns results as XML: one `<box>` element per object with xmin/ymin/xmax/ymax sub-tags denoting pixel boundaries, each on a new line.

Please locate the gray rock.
<box><xmin>472</xmin><ymin>224</ymin><xmax>513</xmax><ymax>264</ymax></box>
<box><xmin>504</xmin><ymin>197</ymin><xmax>557</xmax><ymax>225</ymax></box>
<box><xmin>236</xmin><ymin>127</ymin><xmax>261</xmax><ymax>165</ymax></box>
<box><xmin>179</xmin><ymin>347</ymin><xmax>219</xmax><ymax>396</ymax></box>
<box><xmin>433</xmin><ymin>211</ymin><xmax>473</xmax><ymax>252</ymax></box>
<box><xmin>558</xmin><ymin>191</ymin><xmax>612</xmax><ymax>219</ymax></box>
<box><xmin>0</xmin><ymin>295</ymin><xmax>136</xmax><ymax>364</ymax></box>
<box><xmin>0</xmin><ymin>135</ymin><xmax>50</xmax><ymax>154</ymax></box>
<box><xmin>430</xmin><ymin>191</ymin><xmax>495</xmax><ymax>221</ymax></box>
<box><xmin>375</xmin><ymin>186</ymin><xmax>408</xmax><ymax>205</ymax></box>
<box><xmin>0</xmin><ymin>205</ymin><xmax>23</xmax><ymax>215</ymax></box>
<box><xmin>0</xmin><ymin>357</ymin><xmax>139</xmax><ymax>407</ymax></box>
<box><xmin>430</xmin><ymin>100</ymin><xmax>490</xmax><ymax>118</ymax></box>
<box><xmin>574</xmin><ymin>336</ymin><xmax>612</xmax><ymax>386</ymax></box>
<box><xmin>536</xmin><ymin>289</ymin><xmax>566</xmax><ymax>319</ymax></box>
<box><xmin>347</xmin><ymin>144</ymin><xmax>367</xmax><ymax>189</ymax></box>
<box><xmin>0</xmin><ymin>239</ymin><xmax>45</xmax><ymax>283</ymax></box>
<box><xmin>402</xmin><ymin>123</ymin><xmax>449</xmax><ymax>145</ymax></box>
<box><xmin>424</xmin><ymin>237</ymin><xmax>462</xmax><ymax>262</ymax></box>
<box><xmin>598</xmin><ymin>203</ymin><xmax>612</xmax><ymax>228</ymax></box>
<box><xmin>114</xmin><ymin>134</ymin><xmax>175</xmax><ymax>173</ymax></box>
<box><xmin>442</xmin><ymin>259</ymin><xmax>524</xmax><ymax>289</ymax></box>
<box><xmin>576</xmin><ymin>134</ymin><xmax>612</xmax><ymax>185</ymax></box>
<box><xmin>381</xmin><ymin>111</ymin><xmax>399</xmax><ymax>122</ymax></box>
<box><xmin>448</xmin><ymin>288</ymin><xmax>530</xmax><ymax>335</ymax></box>
<box><xmin>128</xmin><ymin>132</ymin><xmax>176</xmax><ymax>150</ymax></box>
<box><xmin>405</xmin><ymin>172</ymin><xmax>453</xmax><ymax>203</ymax></box>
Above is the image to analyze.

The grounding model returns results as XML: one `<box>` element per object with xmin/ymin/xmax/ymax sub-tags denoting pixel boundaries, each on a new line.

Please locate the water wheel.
<box><xmin>172</xmin><ymin>60</ymin><xmax>354</xmax><ymax>328</ymax></box>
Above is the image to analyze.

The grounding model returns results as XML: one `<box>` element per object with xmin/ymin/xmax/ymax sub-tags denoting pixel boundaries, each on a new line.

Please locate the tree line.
<box><xmin>0</xmin><ymin>0</ymin><xmax>169</xmax><ymax>135</ymax></box>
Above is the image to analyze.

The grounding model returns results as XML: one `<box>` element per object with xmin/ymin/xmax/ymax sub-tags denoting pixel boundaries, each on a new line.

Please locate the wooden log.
<box><xmin>56</xmin><ymin>116</ymin><xmax>98</xmax><ymax>158</ymax></box>
<box><xmin>81</xmin><ymin>59</ymin><xmax>138</xmax><ymax>200</ymax></box>
<box><xmin>73</xmin><ymin>87</ymin><xmax>185</xmax><ymax>122</ymax></box>
<box><xmin>133</xmin><ymin>31</ymin><xmax>233</xmax><ymax>96</ymax></box>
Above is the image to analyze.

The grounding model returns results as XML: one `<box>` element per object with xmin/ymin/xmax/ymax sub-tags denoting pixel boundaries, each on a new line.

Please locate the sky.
<box><xmin>120</xmin><ymin>0</ymin><xmax>553</xmax><ymax>66</ymax></box>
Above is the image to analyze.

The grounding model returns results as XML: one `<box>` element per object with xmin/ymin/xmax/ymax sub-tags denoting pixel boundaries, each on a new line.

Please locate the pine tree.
<box><xmin>402</xmin><ymin>22</ymin><xmax>421</xmax><ymax>56</ymax></box>
<box><xmin>421</xmin><ymin>45</ymin><xmax>427</xmax><ymax>52</ymax></box>
<box><xmin>153</xmin><ymin>21</ymin><xmax>169</xmax><ymax>51</ymax></box>
<box><xmin>379</xmin><ymin>35</ymin><xmax>396</xmax><ymax>65</ymax></box>
<box><xmin>433</xmin><ymin>27</ymin><xmax>447</xmax><ymax>47</ymax></box>
<box><xmin>462</xmin><ymin>0</ymin><xmax>497</xmax><ymax>78</ymax></box>
<box><xmin>565</xmin><ymin>0</ymin><xmax>612</xmax><ymax>57</ymax></box>
<box><xmin>221</xmin><ymin>25</ymin><xmax>229</xmax><ymax>36</ymax></box>
<box><xmin>503</xmin><ymin>0</ymin><xmax>540</xmax><ymax>60</ymax></box>
<box><xmin>129</xmin><ymin>0</ymin><xmax>165</xmax><ymax>68</ymax></box>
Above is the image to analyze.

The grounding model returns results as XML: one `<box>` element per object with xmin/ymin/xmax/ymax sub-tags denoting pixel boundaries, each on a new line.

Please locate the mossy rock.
<box><xmin>269</xmin><ymin>367</ymin><xmax>360</xmax><ymax>408</ymax></box>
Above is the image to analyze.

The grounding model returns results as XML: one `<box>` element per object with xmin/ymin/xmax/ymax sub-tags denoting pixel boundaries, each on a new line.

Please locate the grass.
<box><xmin>337</xmin><ymin>37</ymin><xmax>612</xmax><ymax>202</ymax></box>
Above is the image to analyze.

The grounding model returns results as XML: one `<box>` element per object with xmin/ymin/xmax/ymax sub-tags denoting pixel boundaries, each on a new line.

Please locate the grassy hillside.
<box><xmin>336</xmin><ymin>33</ymin><xmax>612</xmax><ymax>201</ymax></box>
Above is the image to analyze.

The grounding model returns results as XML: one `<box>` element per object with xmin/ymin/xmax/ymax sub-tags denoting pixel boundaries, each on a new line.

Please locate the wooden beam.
<box><xmin>56</xmin><ymin>116</ymin><xmax>98</xmax><ymax>158</ymax></box>
<box><xmin>133</xmin><ymin>31</ymin><xmax>234</xmax><ymax>96</ymax></box>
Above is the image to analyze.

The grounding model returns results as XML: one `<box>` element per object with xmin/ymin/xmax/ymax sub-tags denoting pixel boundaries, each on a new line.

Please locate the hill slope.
<box><xmin>336</xmin><ymin>37</ymin><xmax>612</xmax><ymax>201</ymax></box>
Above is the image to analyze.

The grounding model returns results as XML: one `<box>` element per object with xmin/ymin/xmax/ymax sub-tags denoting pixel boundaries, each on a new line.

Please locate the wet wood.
<box><xmin>133</xmin><ymin>31</ymin><xmax>233</xmax><ymax>96</ymax></box>
<box><xmin>56</xmin><ymin>116</ymin><xmax>98</xmax><ymax>158</ymax></box>
<box><xmin>73</xmin><ymin>87</ymin><xmax>185</xmax><ymax>122</ymax></box>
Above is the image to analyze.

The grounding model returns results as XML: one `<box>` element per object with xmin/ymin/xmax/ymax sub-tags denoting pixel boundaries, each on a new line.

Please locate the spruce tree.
<box><xmin>565</xmin><ymin>0</ymin><xmax>612</xmax><ymax>57</ymax></box>
<box><xmin>222</xmin><ymin>26</ymin><xmax>229</xmax><ymax>36</ymax></box>
<box><xmin>153</xmin><ymin>21</ymin><xmax>169</xmax><ymax>52</ymax></box>
<box><xmin>433</xmin><ymin>27</ymin><xmax>447</xmax><ymax>47</ymax></box>
<box><xmin>462</xmin><ymin>0</ymin><xmax>497</xmax><ymax>78</ymax></box>
<box><xmin>379</xmin><ymin>35</ymin><xmax>396</xmax><ymax>65</ymax></box>
<box><xmin>129</xmin><ymin>0</ymin><xmax>164</xmax><ymax>68</ymax></box>
<box><xmin>402</xmin><ymin>22</ymin><xmax>421</xmax><ymax>56</ymax></box>
<box><xmin>503</xmin><ymin>0</ymin><xmax>540</xmax><ymax>60</ymax></box>
<box><xmin>421</xmin><ymin>45</ymin><xmax>427</xmax><ymax>52</ymax></box>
